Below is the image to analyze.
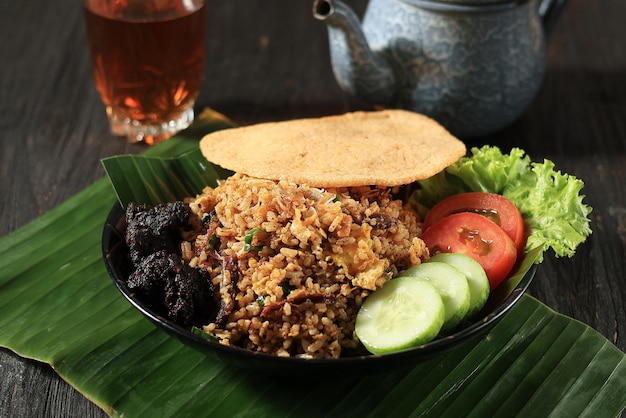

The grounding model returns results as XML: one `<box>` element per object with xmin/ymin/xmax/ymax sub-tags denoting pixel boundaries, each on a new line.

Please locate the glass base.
<box><xmin>106</xmin><ymin>105</ymin><xmax>194</xmax><ymax>146</ymax></box>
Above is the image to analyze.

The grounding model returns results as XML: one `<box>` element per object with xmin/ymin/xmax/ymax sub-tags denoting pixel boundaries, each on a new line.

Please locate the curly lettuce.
<box><xmin>411</xmin><ymin>145</ymin><xmax>592</xmax><ymax>263</ymax></box>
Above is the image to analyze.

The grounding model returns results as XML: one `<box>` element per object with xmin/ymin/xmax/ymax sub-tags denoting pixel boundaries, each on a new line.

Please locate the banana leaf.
<box><xmin>1</xmin><ymin>108</ymin><xmax>625</xmax><ymax>418</ymax></box>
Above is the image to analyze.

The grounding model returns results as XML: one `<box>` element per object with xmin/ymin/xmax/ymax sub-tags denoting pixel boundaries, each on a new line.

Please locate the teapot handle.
<box><xmin>538</xmin><ymin>0</ymin><xmax>568</xmax><ymax>37</ymax></box>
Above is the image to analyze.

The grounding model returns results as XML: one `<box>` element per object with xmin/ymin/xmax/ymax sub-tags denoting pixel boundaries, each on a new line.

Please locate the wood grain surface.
<box><xmin>1</xmin><ymin>0</ymin><xmax>625</xmax><ymax>417</ymax></box>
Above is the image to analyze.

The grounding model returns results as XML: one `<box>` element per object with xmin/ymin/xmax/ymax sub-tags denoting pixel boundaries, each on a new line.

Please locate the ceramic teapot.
<box><xmin>313</xmin><ymin>0</ymin><xmax>566</xmax><ymax>138</ymax></box>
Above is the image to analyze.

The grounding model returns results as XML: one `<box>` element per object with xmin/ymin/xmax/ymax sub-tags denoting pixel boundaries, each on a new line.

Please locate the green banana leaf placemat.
<box><xmin>1</xmin><ymin>109</ymin><xmax>625</xmax><ymax>418</ymax></box>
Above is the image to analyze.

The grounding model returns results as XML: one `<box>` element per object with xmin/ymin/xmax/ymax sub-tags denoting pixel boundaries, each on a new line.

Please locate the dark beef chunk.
<box><xmin>127</xmin><ymin>250</ymin><xmax>216</xmax><ymax>327</ymax></box>
<box><xmin>124</xmin><ymin>201</ymin><xmax>218</xmax><ymax>327</ymax></box>
<box><xmin>125</xmin><ymin>201</ymin><xmax>191</xmax><ymax>265</ymax></box>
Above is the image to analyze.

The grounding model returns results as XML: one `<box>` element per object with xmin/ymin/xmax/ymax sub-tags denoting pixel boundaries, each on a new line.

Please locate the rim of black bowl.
<box><xmin>102</xmin><ymin>202</ymin><xmax>536</xmax><ymax>371</ymax></box>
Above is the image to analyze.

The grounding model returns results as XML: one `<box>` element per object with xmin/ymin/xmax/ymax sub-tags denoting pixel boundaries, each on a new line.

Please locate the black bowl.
<box><xmin>102</xmin><ymin>202</ymin><xmax>536</xmax><ymax>375</ymax></box>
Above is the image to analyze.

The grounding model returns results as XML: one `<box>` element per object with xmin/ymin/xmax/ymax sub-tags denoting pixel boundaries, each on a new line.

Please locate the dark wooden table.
<box><xmin>1</xmin><ymin>0</ymin><xmax>625</xmax><ymax>416</ymax></box>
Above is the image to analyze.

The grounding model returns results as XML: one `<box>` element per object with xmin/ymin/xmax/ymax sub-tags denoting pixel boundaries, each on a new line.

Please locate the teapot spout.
<box><xmin>313</xmin><ymin>0</ymin><xmax>395</xmax><ymax>105</ymax></box>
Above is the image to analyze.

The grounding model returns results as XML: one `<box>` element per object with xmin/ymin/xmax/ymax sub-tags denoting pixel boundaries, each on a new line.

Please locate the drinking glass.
<box><xmin>83</xmin><ymin>0</ymin><xmax>206</xmax><ymax>145</ymax></box>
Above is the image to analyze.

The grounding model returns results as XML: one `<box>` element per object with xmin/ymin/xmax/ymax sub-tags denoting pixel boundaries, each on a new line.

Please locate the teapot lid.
<box><xmin>435</xmin><ymin>0</ymin><xmax>519</xmax><ymax>3</ymax></box>
<box><xmin>405</xmin><ymin>0</ymin><xmax>529</xmax><ymax>12</ymax></box>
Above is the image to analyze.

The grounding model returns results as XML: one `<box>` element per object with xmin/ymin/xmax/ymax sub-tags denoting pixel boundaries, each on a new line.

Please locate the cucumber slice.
<box><xmin>399</xmin><ymin>262</ymin><xmax>471</xmax><ymax>332</ymax></box>
<box><xmin>355</xmin><ymin>277</ymin><xmax>445</xmax><ymax>355</ymax></box>
<box><xmin>427</xmin><ymin>253</ymin><xmax>490</xmax><ymax>318</ymax></box>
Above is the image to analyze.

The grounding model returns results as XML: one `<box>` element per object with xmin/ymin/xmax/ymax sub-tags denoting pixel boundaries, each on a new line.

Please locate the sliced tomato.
<box><xmin>421</xmin><ymin>212</ymin><xmax>517</xmax><ymax>290</ymax></box>
<box><xmin>422</xmin><ymin>192</ymin><xmax>526</xmax><ymax>254</ymax></box>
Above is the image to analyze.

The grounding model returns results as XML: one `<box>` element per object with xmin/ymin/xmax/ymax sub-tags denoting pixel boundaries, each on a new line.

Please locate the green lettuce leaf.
<box><xmin>412</xmin><ymin>146</ymin><xmax>592</xmax><ymax>263</ymax></box>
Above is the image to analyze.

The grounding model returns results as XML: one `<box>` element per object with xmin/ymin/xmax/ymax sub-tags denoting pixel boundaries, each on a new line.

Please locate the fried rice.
<box><xmin>179</xmin><ymin>173</ymin><xmax>429</xmax><ymax>359</ymax></box>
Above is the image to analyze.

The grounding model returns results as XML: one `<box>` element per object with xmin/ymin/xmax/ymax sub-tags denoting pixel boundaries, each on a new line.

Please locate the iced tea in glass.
<box><xmin>83</xmin><ymin>0</ymin><xmax>206</xmax><ymax>145</ymax></box>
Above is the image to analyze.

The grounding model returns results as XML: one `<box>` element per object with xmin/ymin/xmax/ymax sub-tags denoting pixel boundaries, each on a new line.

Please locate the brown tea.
<box><xmin>83</xmin><ymin>0</ymin><xmax>206</xmax><ymax>143</ymax></box>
